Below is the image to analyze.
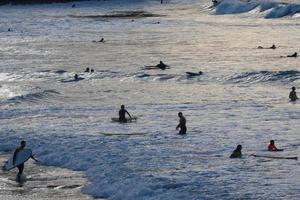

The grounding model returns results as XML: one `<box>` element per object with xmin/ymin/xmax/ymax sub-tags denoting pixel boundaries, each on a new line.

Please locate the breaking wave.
<box><xmin>213</xmin><ymin>0</ymin><xmax>300</xmax><ymax>19</ymax></box>
<box><xmin>227</xmin><ymin>70</ymin><xmax>300</xmax><ymax>84</ymax></box>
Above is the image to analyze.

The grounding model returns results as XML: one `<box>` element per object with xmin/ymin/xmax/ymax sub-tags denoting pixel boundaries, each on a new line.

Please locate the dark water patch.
<box><xmin>54</xmin><ymin>70</ymin><xmax>67</xmax><ymax>74</ymax></box>
<box><xmin>69</xmin><ymin>11</ymin><xmax>165</xmax><ymax>20</ymax></box>
<box><xmin>227</xmin><ymin>70</ymin><xmax>300</xmax><ymax>84</ymax></box>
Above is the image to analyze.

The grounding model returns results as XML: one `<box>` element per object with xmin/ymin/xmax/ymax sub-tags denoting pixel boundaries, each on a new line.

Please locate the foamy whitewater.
<box><xmin>0</xmin><ymin>0</ymin><xmax>299</xmax><ymax>199</ymax></box>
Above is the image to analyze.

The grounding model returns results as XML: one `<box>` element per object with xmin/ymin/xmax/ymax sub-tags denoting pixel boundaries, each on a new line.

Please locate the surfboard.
<box><xmin>111</xmin><ymin>116</ymin><xmax>137</xmax><ymax>122</ymax></box>
<box><xmin>252</xmin><ymin>154</ymin><xmax>297</xmax><ymax>160</ymax></box>
<box><xmin>4</xmin><ymin>149</ymin><xmax>32</xmax><ymax>171</ymax></box>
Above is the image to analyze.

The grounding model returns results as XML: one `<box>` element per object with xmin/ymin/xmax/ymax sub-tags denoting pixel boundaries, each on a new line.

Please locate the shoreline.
<box><xmin>0</xmin><ymin>153</ymin><xmax>98</xmax><ymax>200</ymax></box>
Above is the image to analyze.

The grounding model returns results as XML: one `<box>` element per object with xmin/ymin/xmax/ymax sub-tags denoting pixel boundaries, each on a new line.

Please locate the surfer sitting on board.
<box><xmin>156</xmin><ymin>61</ymin><xmax>168</xmax><ymax>70</ymax></box>
<box><xmin>268</xmin><ymin>140</ymin><xmax>281</xmax><ymax>151</ymax></box>
<box><xmin>230</xmin><ymin>145</ymin><xmax>242</xmax><ymax>158</ymax></box>
<box><xmin>289</xmin><ymin>87</ymin><xmax>298</xmax><ymax>102</ymax></box>
<box><xmin>119</xmin><ymin>105</ymin><xmax>132</xmax><ymax>123</ymax></box>
<box><xmin>176</xmin><ymin>112</ymin><xmax>187</xmax><ymax>134</ymax></box>
<box><xmin>13</xmin><ymin>141</ymin><xmax>38</xmax><ymax>182</ymax></box>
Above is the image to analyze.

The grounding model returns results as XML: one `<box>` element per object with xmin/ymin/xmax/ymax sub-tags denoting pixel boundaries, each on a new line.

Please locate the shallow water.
<box><xmin>0</xmin><ymin>0</ymin><xmax>299</xmax><ymax>199</ymax></box>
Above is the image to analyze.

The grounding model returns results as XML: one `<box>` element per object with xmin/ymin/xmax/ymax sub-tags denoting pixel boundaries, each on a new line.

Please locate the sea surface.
<box><xmin>0</xmin><ymin>0</ymin><xmax>300</xmax><ymax>199</ymax></box>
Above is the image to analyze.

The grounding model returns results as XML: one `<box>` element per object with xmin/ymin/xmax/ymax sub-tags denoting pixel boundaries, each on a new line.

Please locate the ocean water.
<box><xmin>0</xmin><ymin>0</ymin><xmax>299</xmax><ymax>199</ymax></box>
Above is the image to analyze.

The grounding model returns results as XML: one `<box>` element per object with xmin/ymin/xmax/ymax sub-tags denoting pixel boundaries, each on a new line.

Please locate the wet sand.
<box><xmin>0</xmin><ymin>153</ymin><xmax>98</xmax><ymax>200</ymax></box>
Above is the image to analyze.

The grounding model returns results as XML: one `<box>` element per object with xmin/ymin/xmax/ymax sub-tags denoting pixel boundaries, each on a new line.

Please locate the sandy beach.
<box><xmin>0</xmin><ymin>153</ymin><xmax>97</xmax><ymax>200</ymax></box>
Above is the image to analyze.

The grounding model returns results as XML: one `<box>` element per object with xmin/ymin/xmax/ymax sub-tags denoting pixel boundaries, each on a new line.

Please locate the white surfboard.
<box><xmin>4</xmin><ymin>149</ymin><xmax>32</xmax><ymax>171</ymax></box>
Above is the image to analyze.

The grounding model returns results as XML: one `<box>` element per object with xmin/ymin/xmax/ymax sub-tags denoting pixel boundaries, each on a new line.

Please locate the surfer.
<box><xmin>92</xmin><ymin>38</ymin><xmax>104</xmax><ymax>43</ymax></box>
<box><xmin>85</xmin><ymin>67</ymin><xmax>90</xmax><ymax>72</ymax></box>
<box><xmin>156</xmin><ymin>61</ymin><xmax>168</xmax><ymax>70</ymax></box>
<box><xmin>91</xmin><ymin>69</ymin><xmax>94</xmax><ymax>73</ymax></box>
<box><xmin>230</xmin><ymin>145</ymin><xmax>242</xmax><ymax>158</ymax></box>
<box><xmin>287</xmin><ymin>52</ymin><xmax>298</xmax><ymax>57</ymax></box>
<box><xmin>186</xmin><ymin>71</ymin><xmax>203</xmax><ymax>76</ymax></box>
<box><xmin>212</xmin><ymin>0</ymin><xmax>218</xmax><ymax>6</ymax></box>
<box><xmin>269</xmin><ymin>44</ymin><xmax>276</xmax><ymax>49</ymax></box>
<box><xmin>268</xmin><ymin>140</ymin><xmax>280</xmax><ymax>151</ymax></box>
<box><xmin>176</xmin><ymin>112</ymin><xmax>187</xmax><ymax>134</ymax></box>
<box><xmin>289</xmin><ymin>87</ymin><xmax>298</xmax><ymax>102</ymax></box>
<box><xmin>119</xmin><ymin>105</ymin><xmax>132</xmax><ymax>123</ymax></box>
<box><xmin>13</xmin><ymin>141</ymin><xmax>38</xmax><ymax>182</ymax></box>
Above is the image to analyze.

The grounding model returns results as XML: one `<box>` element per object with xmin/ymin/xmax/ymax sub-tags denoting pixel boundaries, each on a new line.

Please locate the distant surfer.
<box><xmin>93</xmin><ymin>38</ymin><xmax>104</xmax><ymax>43</ymax></box>
<box><xmin>13</xmin><ymin>141</ymin><xmax>38</xmax><ymax>183</ymax></box>
<box><xmin>186</xmin><ymin>71</ymin><xmax>203</xmax><ymax>77</ymax></box>
<box><xmin>257</xmin><ymin>44</ymin><xmax>276</xmax><ymax>49</ymax></box>
<box><xmin>74</xmin><ymin>74</ymin><xmax>79</xmax><ymax>80</ymax></box>
<box><xmin>156</xmin><ymin>61</ymin><xmax>168</xmax><ymax>70</ymax></box>
<box><xmin>91</xmin><ymin>69</ymin><xmax>94</xmax><ymax>73</ymax></box>
<box><xmin>230</xmin><ymin>145</ymin><xmax>242</xmax><ymax>158</ymax></box>
<box><xmin>119</xmin><ymin>105</ymin><xmax>132</xmax><ymax>123</ymax></box>
<box><xmin>85</xmin><ymin>67</ymin><xmax>90</xmax><ymax>72</ymax></box>
<box><xmin>287</xmin><ymin>52</ymin><xmax>298</xmax><ymax>57</ymax></box>
<box><xmin>289</xmin><ymin>86</ymin><xmax>298</xmax><ymax>102</ymax></box>
<box><xmin>268</xmin><ymin>140</ymin><xmax>282</xmax><ymax>151</ymax></box>
<box><xmin>176</xmin><ymin>112</ymin><xmax>187</xmax><ymax>135</ymax></box>
<box><xmin>212</xmin><ymin>0</ymin><xmax>219</xmax><ymax>6</ymax></box>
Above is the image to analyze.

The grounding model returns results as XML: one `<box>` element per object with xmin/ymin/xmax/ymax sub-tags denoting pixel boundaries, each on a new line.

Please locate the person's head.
<box><xmin>121</xmin><ymin>105</ymin><xmax>125</xmax><ymax>109</ymax></box>
<box><xmin>20</xmin><ymin>140</ymin><xmax>26</xmax><ymax>148</ymax></box>
<box><xmin>74</xmin><ymin>74</ymin><xmax>78</xmax><ymax>79</ymax></box>
<box><xmin>270</xmin><ymin>140</ymin><xmax>275</xmax><ymax>145</ymax></box>
<box><xmin>292</xmin><ymin>86</ymin><xmax>296</xmax><ymax>91</ymax></box>
<box><xmin>160</xmin><ymin>61</ymin><xmax>163</xmax><ymax>64</ymax></box>
<box><xmin>178</xmin><ymin>112</ymin><xmax>183</xmax><ymax>117</ymax></box>
<box><xmin>91</xmin><ymin>69</ymin><xmax>94</xmax><ymax>73</ymax></box>
<box><xmin>236</xmin><ymin>144</ymin><xmax>242</xmax><ymax>151</ymax></box>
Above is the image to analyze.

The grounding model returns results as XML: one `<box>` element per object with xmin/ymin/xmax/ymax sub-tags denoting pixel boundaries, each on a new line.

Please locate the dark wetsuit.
<box><xmin>119</xmin><ymin>108</ymin><xmax>130</xmax><ymax>123</ymax></box>
<box><xmin>178</xmin><ymin>116</ymin><xmax>187</xmax><ymax>134</ymax></box>
<box><xmin>289</xmin><ymin>91</ymin><xmax>298</xmax><ymax>102</ymax></box>
<box><xmin>230</xmin><ymin>149</ymin><xmax>242</xmax><ymax>158</ymax></box>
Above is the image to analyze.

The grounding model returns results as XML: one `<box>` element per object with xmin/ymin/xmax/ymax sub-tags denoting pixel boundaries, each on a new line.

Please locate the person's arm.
<box><xmin>126</xmin><ymin>110</ymin><xmax>132</xmax><ymax>119</ymax></box>
<box><xmin>30</xmin><ymin>154</ymin><xmax>39</xmax><ymax>162</ymax></box>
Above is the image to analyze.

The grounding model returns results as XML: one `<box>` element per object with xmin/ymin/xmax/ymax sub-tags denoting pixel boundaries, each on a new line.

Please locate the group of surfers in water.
<box><xmin>257</xmin><ymin>44</ymin><xmax>298</xmax><ymax>57</ymax></box>
<box><xmin>230</xmin><ymin>140</ymin><xmax>283</xmax><ymax>158</ymax></box>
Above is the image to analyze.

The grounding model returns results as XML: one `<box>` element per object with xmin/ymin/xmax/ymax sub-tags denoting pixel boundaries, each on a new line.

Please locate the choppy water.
<box><xmin>0</xmin><ymin>0</ymin><xmax>299</xmax><ymax>199</ymax></box>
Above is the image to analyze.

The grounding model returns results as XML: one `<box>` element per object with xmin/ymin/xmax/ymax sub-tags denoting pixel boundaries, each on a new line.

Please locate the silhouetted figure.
<box><xmin>72</xmin><ymin>4</ymin><xmax>76</xmax><ymax>8</ymax></box>
<box><xmin>156</xmin><ymin>61</ymin><xmax>168</xmax><ymax>70</ymax></box>
<box><xmin>74</xmin><ymin>74</ymin><xmax>79</xmax><ymax>80</ymax></box>
<box><xmin>91</xmin><ymin>69</ymin><xmax>94</xmax><ymax>73</ymax></box>
<box><xmin>8</xmin><ymin>28</ymin><xmax>11</xmax><ymax>32</ymax></box>
<box><xmin>287</xmin><ymin>52</ymin><xmax>298</xmax><ymax>57</ymax></box>
<box><xmin>268</xmin><ymin>140</ymin><xmax>278</xmax><ymax>151</ymax></box>
<box><xmin>270</xmin><ymin>44</ymin><xmax>276</xmax><ymax>49</ymax></box>
<box><xmin>13</xmin><ymin>141</ymin><xmax>38</xmax><ymax>183</ymax></box>
<box><xmin>85</xmin><ymin>67</ymin><xmax>90</xmax><ymax>72</ymax></box>
<box><xmin>176</xmin><ymin>112</ymin><xmax>186</xmax><ymax>134</ymax></box>
<box><xmin>100</xmin><ymin>38</ymin><xmax>104</xmax><ymax>42</ymax></box>
<box><xmin>186</xmin><ymin>71</ymin><xmax>203</xmax><ymax>76</ymax></box>
<box><xmin>289</xmin><ymin>87</ymin><xmax>298</xmax><ymax>102</ymax></box>
<box><xmin>230</xmin><ymin>145</ymin><xmax>242</xmax><ymax>158</ymax></box>
<box><xmin>119</xmin><ymin>105</ymin><xmax>132</xmax><ymax>123</ymax></box>
<box><xmin>212</xmin><ymin>0</ymin><xmax>218</xmax><ymax>6</ymax></box>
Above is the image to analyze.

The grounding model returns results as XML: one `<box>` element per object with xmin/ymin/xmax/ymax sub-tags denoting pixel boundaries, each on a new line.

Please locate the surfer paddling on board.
<box><xmin>230</xmin><ymin>145</ymin><xmax>242</xmax><ymax>158</ymax></box>
<box><xmin>13</xmin><ymin>141</ymin><xmax>38</xmax><ymax>183</ymax></box>
<box><xmin>119</xmin><ymin>105</ymin><xmax>132</xmax><ymax>123</ymax></box>
<box><xmin>287</xmin><ymin>52</ymin><xmax>298</xmax><ymax>57</ymax></box>
<box><xmin>289</xmin><ymin>87</ymin><xmax>298</xmax><ymax>102</ymax></box>
<box><xmin>176</xmin><ymin>112</ymin><xmax>187</xmax><ymax>135</ymax></box>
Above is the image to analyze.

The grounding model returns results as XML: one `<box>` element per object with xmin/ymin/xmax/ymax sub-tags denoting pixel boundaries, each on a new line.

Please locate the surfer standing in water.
<box><xmin>119</xmin><ymin>105</ymin><xmax>132</xmax><ymax>123</ymax></box>
<box><xmin>289</xmin><ymin>87</ymin><xmax>298</xmax><ymax>102</ymax></box>
<box><xmin>176</xmin><ymin>112</ymin><xmax>187</xmax><ymax>134</ymax></box>
<box><xmin>13</xmin><ymin>141</ymin><xmax>38</xmax><ymax>182</ymax></box>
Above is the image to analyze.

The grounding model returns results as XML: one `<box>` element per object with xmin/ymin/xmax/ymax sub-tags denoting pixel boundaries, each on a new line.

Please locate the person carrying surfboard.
<box><xmin>230</xmin><ymin>145</ymin><xmax>242</xmax><ymax>158</ymax></box>
<box><xmin>176</xmin><ymin>112</ymin><xmax>187</xmax><ymax>134</ymax></box>
<box><xmin>119</xmin><ymin>105</ymin><xmax>132</xmax><ymax>123</ymax></box>
<box><xmin>13</xmin><ymin>140</ymin><xmax>38</xmax><ymax>182</ymax></box>
<box><xmin>289</xmin><ymin>87</ymin><xmax>298</xmax><ymax>102</ymax></box>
